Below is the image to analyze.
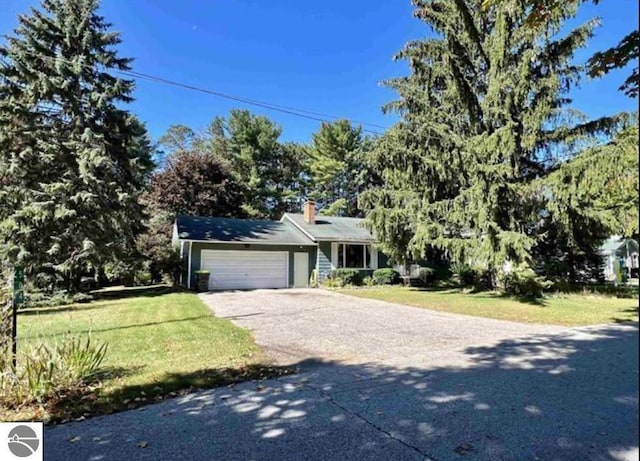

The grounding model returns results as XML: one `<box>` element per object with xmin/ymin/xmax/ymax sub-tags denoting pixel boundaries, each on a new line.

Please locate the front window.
<box><xmin>335</xmin><ymin>243</ymin><xmax>372</xmax><ymax>269</ymax></box>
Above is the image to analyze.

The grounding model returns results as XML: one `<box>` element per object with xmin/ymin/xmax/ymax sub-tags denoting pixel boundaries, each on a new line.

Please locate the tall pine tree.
<box><xmin>361</xmin><ymin>0</ymin><xmax>629</xmax><ymax>279</ymax></box>
<box><xmin>196</xmin><ymin>110</ymin><xmax>308</xmax><ymax>220</ymax></box>
<box><xmin>0</xmin><ymin>0</ymin><xmax>153</xmax><ymax>291</ymax></box>
<box><xmin>308</xmin><ymin>120</ymin><xmax>378</xmax><ymax>217</ymax></box>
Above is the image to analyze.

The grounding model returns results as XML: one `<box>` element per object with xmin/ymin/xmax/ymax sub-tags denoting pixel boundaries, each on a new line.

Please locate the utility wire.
<box><xmin>121</xmin><ymin>69</ymin><xmax>385</xmax><ymax>134</ymax></box>
<box><xmin>2</xmin><ymin>45</ymin><xmax>388</xmax><ymax>135</ymax></box>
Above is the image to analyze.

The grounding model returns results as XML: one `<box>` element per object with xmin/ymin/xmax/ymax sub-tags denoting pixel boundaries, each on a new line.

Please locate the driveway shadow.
<box><xmin>45</xmin><ymin>324</ymin><xmax>638</xmax><ymax>461</ymax></box>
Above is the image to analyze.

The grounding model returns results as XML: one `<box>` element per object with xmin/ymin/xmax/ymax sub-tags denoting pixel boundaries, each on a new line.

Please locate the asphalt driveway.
<box><xmin>200</xmin><ymin>289</ymin><xmax>566</xmax><ymax>367</ymax></box>
<box><xmin>44</xmin><ymin>289</ymin><xmax>639</xmax><ymax>461</ymax></box>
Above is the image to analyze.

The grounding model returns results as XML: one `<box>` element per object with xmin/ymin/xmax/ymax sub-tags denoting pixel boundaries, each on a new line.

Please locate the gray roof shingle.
<box><xmin>283</xmin><ymin>213</ymin><xmax>375</xmax><ymax>242</ymax></box>
<box><xmin>175</xmin><ymin>215</ymin><xmax>315</xmax><ymax>245</ymax></box>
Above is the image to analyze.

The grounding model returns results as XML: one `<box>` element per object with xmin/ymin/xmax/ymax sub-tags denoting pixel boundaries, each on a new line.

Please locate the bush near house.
<box><xmin>327</xmin><ymin>269</ymin><xmax>362</xmax><ymax>286</ymax></box>
<box><xmin>450</xmin><ymin>263</ymin><xmax>477</xmax><ymax>287</ymax></box>
<box><xmin>499</xmin><ymin>264</ymin><xmax>553</xmax><ymax>299</ymax></box>
<box><xmin>372</xmin><ymin>268</ymin><xmax>401</xmax><ymax>285</ymax></box>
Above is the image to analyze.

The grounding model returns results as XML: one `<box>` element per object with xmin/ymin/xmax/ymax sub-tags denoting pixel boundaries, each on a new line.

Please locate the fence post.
<box><xmin>12</xmin><ymin>266</ymin><xmax>24</xmax><ymax>368</ymax></box>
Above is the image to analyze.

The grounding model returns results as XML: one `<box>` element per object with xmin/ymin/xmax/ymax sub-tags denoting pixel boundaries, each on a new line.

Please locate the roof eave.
<box><xmin>177</xmin><ymin>238</ymin><xmax>317</xmax><ymax>246</ymax></box>
<box><xmin>280</xmin><ymin>214</ymin><xmax>318</xmax><ymax>242</ymax></box>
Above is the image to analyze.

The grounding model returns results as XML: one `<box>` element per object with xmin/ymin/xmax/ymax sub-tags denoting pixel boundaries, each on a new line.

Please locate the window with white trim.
<box><xmin>334</xmin><ymin>243</ymin><xmax>374</xmax><ymax>269</ymax></box>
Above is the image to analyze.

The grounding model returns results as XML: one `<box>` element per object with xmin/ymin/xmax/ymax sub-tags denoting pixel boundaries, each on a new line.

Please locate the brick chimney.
<box><xmin>303</xmin><ymin>199</ymin><xmax>316</xmax><ymax>224</ymax></box>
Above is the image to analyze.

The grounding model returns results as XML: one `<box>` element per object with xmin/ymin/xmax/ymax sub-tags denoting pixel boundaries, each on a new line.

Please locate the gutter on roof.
<box><xmin>315</xmin><ymin>238</ymin><xmax>376</xmax><ymax>243</ymax></box>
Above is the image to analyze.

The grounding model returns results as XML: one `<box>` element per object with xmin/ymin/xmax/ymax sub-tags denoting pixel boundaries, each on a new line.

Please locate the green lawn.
<box><xmin>338</xmin><ymin>286</ymin><xmax>639</xmax><ymax>326</ymax></box>
<box><xmin>8</xmin><ymin>286</ymin><xmax>286</xmax><ymax>422</ymax></box>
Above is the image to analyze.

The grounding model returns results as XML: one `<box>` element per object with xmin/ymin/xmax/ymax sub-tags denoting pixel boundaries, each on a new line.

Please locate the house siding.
<box><xmin>188</xmin><ymin>242</ymin><xmax>315</xmax><ymax>289</ymax></box>
<box><xmin>181</xmin><ymin>241</ymin><xmax>191</xmax><ymax>287</ymax></box>
<box><xmin>315</xmin><ymin>241</ymin><xmax>390</xmax><ymax>281</ymax></box>
<box><xmin>316</xmin><ymin>241</ymin><xmax>333</xmax><ymax>281</ymax></box>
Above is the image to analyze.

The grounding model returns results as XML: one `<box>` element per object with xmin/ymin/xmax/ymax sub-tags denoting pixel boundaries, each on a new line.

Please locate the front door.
<box><xmin>294</xmin><ymin>252</ymin><xmax>309</xmax><ymax>288</ymax></box>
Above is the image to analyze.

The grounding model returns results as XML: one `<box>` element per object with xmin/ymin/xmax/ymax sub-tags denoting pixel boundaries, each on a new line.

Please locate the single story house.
<box><xmin>172</xmin><ymin>200</ymin><xmax>389</xmax><ymax>290</ymax></box>
<box><xmin>600</xmin><ymin>236</ymin><xmax>639</xmax><ymax>282</ymax></box>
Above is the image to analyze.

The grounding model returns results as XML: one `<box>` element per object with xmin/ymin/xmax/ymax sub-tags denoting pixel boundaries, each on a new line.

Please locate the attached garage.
<box><xmin>173</xmin><ymin>215</ymin><xmax>316</xmax><ymax>291</ymax></box>
<box><xmin>172</xmin><ymin>206</ymin><xmax>389</xmax><ymax>291</ymax></box>
<box><xmin>200</xmin><ymin>249</ymin><xmax>288</xmax><ymax>290</ymax></box>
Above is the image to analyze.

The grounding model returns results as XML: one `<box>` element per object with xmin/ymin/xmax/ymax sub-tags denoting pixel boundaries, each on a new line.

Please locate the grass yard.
<box><xmin>338</xmin><ymin>286</ymin><xmax>639</xmax><ymax>326</ymax></box>
<box><xmin>4</xmin><ymin>286</ymin><xmax>288</xmax><ymax>422</ymax></box>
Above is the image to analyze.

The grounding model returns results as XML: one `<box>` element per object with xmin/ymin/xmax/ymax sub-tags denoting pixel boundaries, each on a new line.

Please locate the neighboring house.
<box><xmin>172</xmin><ymin>200</ymin><xmax>389</xmax><ymax>290</ymax></box>
<box><xmin>600</xmin><ymin>236</ymin><xmax>639</xmax><ymax>282</ymax></box>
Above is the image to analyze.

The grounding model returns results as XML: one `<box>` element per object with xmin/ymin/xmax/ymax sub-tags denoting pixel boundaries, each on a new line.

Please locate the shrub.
<box><xmin>135</xmin><ymin>271</ymin><xmax>153</xmax><ymax>286</ymax></box>
<box><xmin>499</xmin><ymin>264</ymin><xmax>552</xmax><ymax>299</ymax></box>
<box><xmin>474</xmin><ymin>268</ymin><xmax>495</xmax><ymax>290</ymax></box>
<box><xmin>71</xmin><ymin>292</ymin><xmax>94</xmax><ymax>304</ymax></box>
<box><xmin>327</xmin><ymin>269</ymin><xmax>362</xmax><ymax>286</ymax></box>
<box><xmin>0</xmin><ymin>335</ymin><xmax>107</xmax><ymax>409</ymax></box>
<box><xmin>24</xmin><ymin>290</ymin><xmax>93</xmax><ymax>308</ymax></box>
<box><xmin>322</xmin><ymin>277</ymin><xmax>345</xmax><ymax>288</ymax></box>
<box><xmin>362</xmin><ymin>276</ymin><xmax>375</xmax><ymax>287</ymax></box>
<box><xmin>451</xmin><ymin>263</ymin><xmax>477</xmax><ymax>287</ymax></box>
<box><xmin>372</xmin><ymin>268</ymin><xmax>401</xmax><ymax>285</ymax></box>
<box><xmin>414</xmin><ymin>267</ymin><xmax>435</xmax><ymax>285</ymax></box>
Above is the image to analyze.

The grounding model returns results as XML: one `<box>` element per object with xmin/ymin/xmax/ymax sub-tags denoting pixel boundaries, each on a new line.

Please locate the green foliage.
<box><xmin>308</xmin><ymin>120</ymin><xmax>378</xmax><ymax>217</ymax></box>
<box><xmin>0</xmin><ymin>335</ymin><xmax>107</xmax><ymax>407</ymax></box>
<box><xmin>25</xmin><ymin>291</ymin><xmax>93</xmax><ymax>308</ymax></box>
<box><xmin>103</xmin><ymin>260</ymin><xmax>138</xmax><ymax>287</ymax></box>
<box><xmin>483</xmin><ymin>0</ymin><xmax>638</xmax><ymax>98</ymax></box>
<box><xmin>134</xmin><ymin>271</ymin><xmax>153</xmax><ymax>286</ymax></box>
<box><xmin>135</xmin><ymin>206</ymin><xmax>182</xmax><ymax>285</ymax></box>
<box><xmin>451</xmin><ymin>263</ymin><xmax>478</xmax><ymax>287</ymax></box>
<box><xmin>499</xmin><ymin>264</ymin><xmax>553</xmax><ymax>299</ymax></box>
<box><xmin>542</xmin><ymin>125</ymin><xmax>639</xmax><ymax>239</ymax></box>
<box><xmin>214</xmin><ymin>111</ymin><xmax>309</xmax><ymax>219</ymax></box>
<box><xmin>372</xmin><ymin>268</ymin><xmax>401</xmax><ymax>285</ymax></box>
<box><xmin>319</xmin><ymin>198</ymin><xmax>348</xmax><ymax>217</ymax></box>
<box><xmin>361</xmin><ymin>0</ymin><xmax>629</xmax><ymax>282</ymax></box>
<box><xmin>158</xmin><ymin>111</ymin><xmax>309</xmax><ymax>220</ymax></box>
<box><xmin>414</xmin><ymin>267</ymin><xmax>436</xmax><ymax>285</ymax></box>
<box><xmin>362</xmin><ymin>276</ymin><xmax>376</xmax><ymax>287</ymax></box>
<box><xmin>327</xmin><ymin>269</ymin><xmax>363</xmax><ymax>286</ymax></box>
<box><xmin>322</xmin><ymin>277</ymin><xmax>346</xmax><ymax>288</ymax></box>
<box><xmin>0</xmin><ymin>0</ymin><xmax>154</xmax><ymax>292</ymax></box>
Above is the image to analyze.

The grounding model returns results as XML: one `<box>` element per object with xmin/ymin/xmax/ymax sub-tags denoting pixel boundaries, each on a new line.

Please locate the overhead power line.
<box><xmin>3</xmin><ymin>46</ymin><xmax>389</xmax><ymax>135</ymax></box>
<box><xmin>119</xmin><ymin>69</ymin><xmax>387</xmax><ymax>135</ymax></box>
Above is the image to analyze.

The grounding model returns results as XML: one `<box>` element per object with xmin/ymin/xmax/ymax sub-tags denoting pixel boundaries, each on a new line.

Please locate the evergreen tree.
<box><xmin>361</xmin><ymin>0</ymin><xmax>627</xmax><ymax>278</ymax></box>
<box><xmin>484</xmin><ymin>0</ymin><xmax>639</xmax><ymax>98</ymax></box>
<box><xmin>0</xmin><ymin>0</ymin><xmax>153</xmax><ymax>291</ymax></box>
<box><xmin>308</xmin><ymin>120</ymin><xmax>378</xmax><ymax>217</ymax></box>
<box><xmin>205</xmin><ymin>110</ymin><xmax>308</xmax><ymax>220</ymax></box>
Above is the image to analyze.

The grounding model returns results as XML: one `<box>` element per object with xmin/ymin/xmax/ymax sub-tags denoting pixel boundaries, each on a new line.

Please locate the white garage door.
<box><xmin>201</xmin><ymin>250</ymin><xmax>289</xmax><ymax>290</ymax></box>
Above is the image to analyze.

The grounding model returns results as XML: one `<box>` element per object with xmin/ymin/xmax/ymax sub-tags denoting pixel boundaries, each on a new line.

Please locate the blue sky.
<box><xmin>1</xmin><ymin>0</ymin><xmax>638</xmax><ymax>143</ymax></box>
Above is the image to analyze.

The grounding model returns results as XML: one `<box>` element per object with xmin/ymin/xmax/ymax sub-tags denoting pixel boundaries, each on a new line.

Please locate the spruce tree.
<box><xmin>0</xmin><ymin>0</ymin><xmax>153</xmax><ymax>291</ymax></box>
<box><xmin>361</xmin><ymin>0</ymin><xmax>629</xmax><ymax>279</ymax></box>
